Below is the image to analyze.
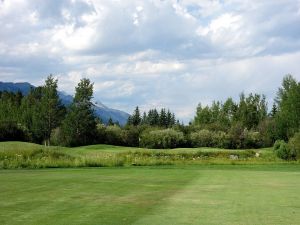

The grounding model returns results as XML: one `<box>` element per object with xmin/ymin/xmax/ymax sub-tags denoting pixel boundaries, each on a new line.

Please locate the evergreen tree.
<box><xmin>166</xmin><ymin>110</ymin><xmax>173</xmax><ymax>127</ymax></box>
<box><xmin>108</xmin><ymin>117</ymin><xmax>114</xmax><ymax>126</ymax></box>
<box><xmin>61</xmin><ymin>78</ymin><xmax>97</xmax><ymax>146</ymax></box>
<box><xmin>159</xmin><ymin>108</ymin><xmax>167</xmax><ymax>127</ymax></box>
<box><xmin>275</xmin><ymin>75</ymin><xmax>300</xmax><ymax>139</ymax></box>
<box><xmin>171</xmin><ymin>113</ymin><xmax>176</xmax><ymax>126</ymax></box>
<box><xmin>40</xmin><ymin>75</ymin><xmax>65</xmax><ymax>145</ymax></box>
<box><xmin>21</xmin><ymin>87</ymin><xmax>44</xmax><ymax>142</ymax></box>
<box><xmin>126</xmin><ymin>115</ymin><xmax>133</xmax><ymax>126</ymax></box>
<box><xmin>141</xmin><ymin>112</ymin><xmax>147</xmax><ymax>125</ymax></box>
<box><xmin>270</xmin><ymin>103</ymin><xmax>278</xmax><ymax>118</ymax></box>
<box><xmin>131</xmin><ymin>106</ymin><xmax>141</xmax><ymax>126</ymax></box>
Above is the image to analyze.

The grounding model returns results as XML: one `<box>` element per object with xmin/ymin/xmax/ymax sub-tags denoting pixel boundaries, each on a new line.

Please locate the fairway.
<box><xmin>1</xmin><ymin>165</ymin><xmax>300</xmax><ymax>225</ymax></box>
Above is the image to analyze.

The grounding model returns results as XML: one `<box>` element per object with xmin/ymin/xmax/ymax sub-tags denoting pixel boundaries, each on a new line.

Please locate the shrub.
<box><xmin>0</xmin><ymin>121</ymin><xmax>29</xmax><ymax>142</ymax></box>
<box><xmin>96</xmin><ymin>124</ymin><xmax>107</xmax><ymax>143</ymax></box>
<box><xmin>211</xmin><ymin>131</ymin><xmax>231</xmax><ymax>148</ymax></box>
<box><xmin>105</xmin><ymin>125</ymin><xmax>124</xmax><ymax>145</ymax></box>
<box><xmin>273</xmin><ymin>140</ymin><xmax>284</xmax><ymax>151</ymax></box>
<box><xmin>190</xmin><ymin>129</ymin><xmax>213</xmax><ymax>147</ymax></box>
<box><xmin>243</xmin><ymin>131</ymin><xmax>263</xmax><ymax>148</ymax></box>
<box><xmin>140</xmin><ymin>128</ymin><xmax>185</xmax><ymax>149</ymax></box>
<box><xmin>273</xmin><ymin>140</ymin><xmax>296</xmax><ymax>160</ymax></box>
<box><xmin>50</xmin><ymin>127</ymin><xmax>63</xmax><ymax>146</ymax></box>
<box><xmin>123</xmin><ymin>126</ymin><xmax>140</xmax><ymax>147</ymax></box>
<box><xmin>288</xmin><ymin>132</ymin><xmax>300</xmax><ymax>159</ymax></box>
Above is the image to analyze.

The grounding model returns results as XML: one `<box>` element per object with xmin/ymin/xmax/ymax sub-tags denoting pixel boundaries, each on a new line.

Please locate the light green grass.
<box><xmin>0</xmin><ymin>141</ymin><xmax>288</xmax><ymax>169</ymax></box>
<box><xmin>0</xmin><ymin>165</ymin><xmax>300</xmax><ymax>225</ymax></box>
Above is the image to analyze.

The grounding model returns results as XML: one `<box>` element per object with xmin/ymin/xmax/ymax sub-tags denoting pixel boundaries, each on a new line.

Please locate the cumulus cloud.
<box><xmin>0</xmin><ymin>0</ymin><xmax>300</xmax><ymax>122</ymax></box>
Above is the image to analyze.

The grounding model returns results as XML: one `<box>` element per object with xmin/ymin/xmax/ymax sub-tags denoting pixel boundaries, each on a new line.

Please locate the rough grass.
<box><xmin>0</xmin><ymin>141</ymin><xmax>294</xmax><ymax>169</ymax></box>
<box><xmin>0</xmin><ymin>165</ymin><xmax>300</xmax><ymax>225</ymax></box>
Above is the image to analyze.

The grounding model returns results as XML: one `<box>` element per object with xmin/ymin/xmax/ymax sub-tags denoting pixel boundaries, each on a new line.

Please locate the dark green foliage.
<box><xmin>243</xmin><ymin>130</ymin><xmax>263</xmax><ymax>149</ymax></box>
<box><xmin>270</xmin><ymin>103</ymin><xmax>278</xmax><ymax>118</ymax></box>
<box><xmin>127</xmin><ymin>107</ymin><xmax>177</xmax><ymax>128</ymax></box>
<box><xmin>105</xmin><ymin>125</ymin><xmax>124</xmax><ymax>145</ymax></box>
<box><xmin>236</xmin><ymin>93</ymin><xmax>267</xmax><ymax>129</ymax></box>
<box><xmin>123</xmin><ymin>125</ymin><xmax>140</xmax><ymax>146</ymax></box>
<box><xmin>131</xmin><ymin>106</ymin><xmax>141</xmax><ymax>126</ymax></box>
<box><xmin>273</xmin><ymin>140</ymin><xmax>285</xmax><ymax>151</ymax></box>
<box><xmin>0</xmin><ymin>91</ymin><xmax>23</xmax><ymax>123</ymax></box>
<box><xmin>108</xmin><ymin>117</ymin><xmax>114</xmax><ymax>126</ymax></box>
<box><xmin>148</xmin><ymin>109</ymin><xmax>160</xmax><ymax>126</ymax></box>
<box><xmin>0</xmin><ymin>91</ymin><xmax>28</xmax><ymax>141</ymax></box>
<box><xmin>194</xmin><ymin>104</ymin><xmax>212</xmax><ymax>126</ymax></box>
<box><xmin>194</xmin><ymin>94</ymin><xmax>267</xmax><ymax>131</ymax></box>
<box><xmin>60</xmin><ymin>78</ymin><xmax>97</xmax><ymax>146</ymax></box>
<box><xmin>288</xmin><ymin>132</ymin><xmax>300</xmax><ymax>159</ymax></box>
<box><xmin>0</xmin><ymin>121</ymin><xmax>29</xmax><ymax>141</ymax></box>
<box><xmin>227</xmin><ymin>123</ymin><xmax>245</xmax><ymax>149</ymax></box>
<box><xmin>96</xmin><ymin>124</ymin><xmax>107</xmax><ymax>143</ymax></box>
<box><xmin>257</xmin><ymin>118</ymin><xmax>276</xmax><ymax>147</ymax></box>
<box><xmin>39</xmin><ymin>75</ymin><xmax>65</xmax><ymax>145</ymax></box>
<box><xmin>275</xmin><ymin>75</ymin><xmax>300</xmax><ymax>140</ymax></box>
<box><xmin>140</xmin><ymin>129</ymin><xmax>185</xmax><ymax>149</ymax></box>
<box><xmin>159</xmin><ymin>108</ymin><xmax>167</xmax><ymax>127</ymax></box>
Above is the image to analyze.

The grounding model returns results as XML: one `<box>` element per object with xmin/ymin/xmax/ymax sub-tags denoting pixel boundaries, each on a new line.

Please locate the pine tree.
<box><xmin>171</xmin><ymin>113</ymin><xmax>176</xmax><ymax>126</ymax></box>
<box><xmin>21</xmin><ymin>87</ymin><xmax>44</xmax><ymax>142</ymax></box>
<box><xmin>40</xmin><ymin>75</ymin><xmax>65</xmax><ymax>145</ymax></box>
<box><xmin>166</xmin><ymin>109</ymin><xmax>172</xmax><ymax>127</ymax></box>
<box><xmin>159</xmin><ymin>108</ymin><xmax>167</xmax><ymax>127</ymax></box>
<box><xmin>108</xmin><ymin>117</ymin><xmax>114</xmax><ymax>126</ymax></box>
<box><xmin>131</xmin><ymin>106</ymin><xmax>141</xmax><ymax>126</ymax></box>
<box><xmin>126</xmin><ymin>116</ymin><xmax>133</xmax><ymax>126</ymax></box>
<box><xmin>61</xmin><ymin>78</ymin><xmax>97</xmax><ymax>146</ymax></box>
<box><xmin>270</xmin><ymin>103</ymin><xmax>278</xmax><ymax>118</ymax></box>
<box><xmin>141</xmin><ymin>112</ymin><xmax>147</xmax><ymax>125</ymax></box>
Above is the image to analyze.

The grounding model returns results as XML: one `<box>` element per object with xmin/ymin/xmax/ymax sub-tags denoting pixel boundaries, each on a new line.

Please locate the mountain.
<box><xmin>0</xmin><ymin>81</ymin><xmax>130</xmax><ymax>125</ymax></box>
<box><xmin>0</xmin><ymin>82</ymin><xmax>34</xmax><ymax>95</ymax></box>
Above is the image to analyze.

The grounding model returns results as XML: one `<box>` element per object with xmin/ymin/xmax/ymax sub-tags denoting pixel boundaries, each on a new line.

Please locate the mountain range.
<box><xmin>0</xmin><ymin>81</ymin><xmax>130</xmax><ymax>125</ymax></box>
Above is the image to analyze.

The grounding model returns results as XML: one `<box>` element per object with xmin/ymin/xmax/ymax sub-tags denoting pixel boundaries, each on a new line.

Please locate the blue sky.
<box><xmin>0</xmin><ymin>0</ymin><xmax>300</xmax><ymax>122</ymax></box>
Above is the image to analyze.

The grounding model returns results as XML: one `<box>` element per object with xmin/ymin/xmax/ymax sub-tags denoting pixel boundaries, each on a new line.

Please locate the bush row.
<box><xmin>190</xmin><ymin>129</ymin><xmax>263</xmax><ymax>149</ymax></box>
<box><xmin>50</xmin><ymin>124</ymin><xmax>270</xmax><ymax>149</ymax></box>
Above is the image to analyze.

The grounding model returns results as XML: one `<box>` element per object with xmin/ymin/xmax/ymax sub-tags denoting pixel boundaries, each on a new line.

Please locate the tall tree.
<box><xmin>141</xmin><ymin>112</ymin><xmax>147</xmax><ymax>125</ymax></box>
<box><xmin>131</xmin><ymin>106</ymin><xmax>141</xmax><ymax>126</ymax></box>
<box><xmin>194</xmin><ymin>104</ymin><xmax>212</xmax><ymax>126</ymax></box>
<box><xmin>159</xmin><ymin>108</ymin><xmax>167</xmax><ymax>127</ymax></box>
<box><xmin>21</xmin><ymin>87</ymin><xmax>44</xmax><ymax>142</ymax></box>
<box><xmin>40</xmin><ymin>75</ymin><xmax>65</xmax><ymax>145</ymax></box>
<box><xmin>275</xmin><ymin>75</ymin><xmax>300</xmax><ymax>140</ymax></box>
<box><xmin>61</xmin><ymin>78</ymin><xmax>97</xmax><ymax>146</ymax></box>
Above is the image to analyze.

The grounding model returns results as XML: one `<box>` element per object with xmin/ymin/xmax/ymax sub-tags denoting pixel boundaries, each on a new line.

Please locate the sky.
<box><xmin>1</xmin><ymin>0</ymin><xmax>300</xmax><ymax>123</ymax></box>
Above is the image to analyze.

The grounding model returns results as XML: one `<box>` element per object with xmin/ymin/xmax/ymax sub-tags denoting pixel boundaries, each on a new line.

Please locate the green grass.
<box><xmin>0</xmin><ymin>165</ymin><xmax>300</xmax><ymax>225</ymax></box>
<box><xmin>0</xmin><ymin>141</ymin><xmax>291</xmax><ymax>169</ymax></box>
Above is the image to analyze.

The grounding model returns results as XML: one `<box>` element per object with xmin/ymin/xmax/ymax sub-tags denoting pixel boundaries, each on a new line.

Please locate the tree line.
<box><xmin>0</xmin><ymin>74</ymin><xmax>299</xmax><ymax>157</ymax></box>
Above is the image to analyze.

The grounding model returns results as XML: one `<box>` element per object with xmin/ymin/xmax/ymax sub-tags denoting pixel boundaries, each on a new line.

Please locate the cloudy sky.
<box><xmin>1</xmin><ymin>0</ymin><xmax>300</xmax><ymax>122</ymax></box>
